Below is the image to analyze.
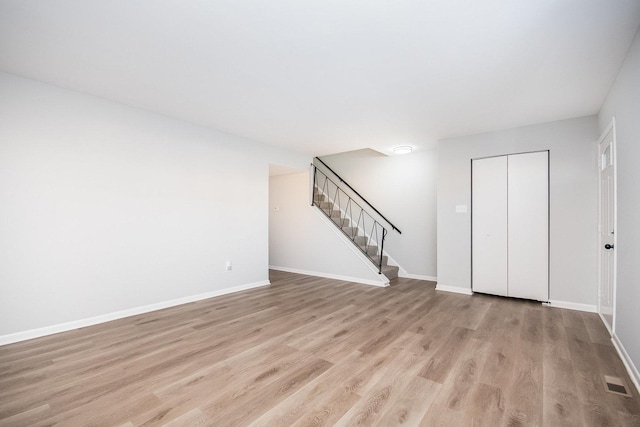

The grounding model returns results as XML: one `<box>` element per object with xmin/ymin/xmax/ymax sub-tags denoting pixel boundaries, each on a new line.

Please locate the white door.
<box><xmin>472</xmin><ymin>152</ymin><xmax>549</xmax><ymax>301</ymax></box>
<box><xmin>507</xmin><ymin>152</ymin><xmax>549</xmax><ymax>301</ymax></box>
<box><xmin>598</xmin><ymin>121</ymin><xmax>616</xmax><ymax>333</ymax></box>
<box><xmin>472</xmin><ymin>156</ymin><xmax>508</xmax><ymax>296</ymax></box>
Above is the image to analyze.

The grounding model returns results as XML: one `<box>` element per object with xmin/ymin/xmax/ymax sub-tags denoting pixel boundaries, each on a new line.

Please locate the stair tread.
<box><xmin>370</xmin><ymin>255</ymin><xmax>389</xmax><ymax>265</ymax></box>
<box><xmin>381</xmin><ymin>265</ymin><xmax>399</xmax><ymax>280</ymax></box>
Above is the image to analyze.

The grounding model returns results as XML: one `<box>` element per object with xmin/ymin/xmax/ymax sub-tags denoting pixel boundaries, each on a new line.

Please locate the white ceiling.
<box><xmin>1</xmin><ymin>1</ymin><xmax>639</xmax><ymax>156</ymax></box>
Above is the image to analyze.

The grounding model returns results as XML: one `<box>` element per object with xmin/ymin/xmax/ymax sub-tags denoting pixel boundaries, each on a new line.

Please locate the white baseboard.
<box><xmin>398</xmin><ymin>272</ymin><xmax>437</xmax><ymax>282</ymax></box>
<box><xmin>612</xmin><ymin>333</ymin><xmax>640</xmax><ymax>396</ymax></box>
<box><xmin>269</xmin><ymin>265</ymin><xmax>388</xmax><ymax>287</ymax></box>
<box><xmin>435</xmin><ymin>283</ymin><xmax>473</xmax><ymax>295</ymax></box>
<box><xmin>0</xmin><ymin>280</ymin><xmax>270</xmax><ymax>346</ymax></box>
<box><xmin>542</xmin><ymin>300</ymin><xmax>597</xmax><ymax>313</ymax></box>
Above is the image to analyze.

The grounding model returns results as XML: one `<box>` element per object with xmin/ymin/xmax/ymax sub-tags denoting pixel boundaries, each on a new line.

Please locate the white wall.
<box><xmin>0</xmin><ymin>72</ymin><xmax>309</xmax><ymax>340</ymax></box>
<box><xmin>599</xmin><ymin>27</ymin><xmax>640</xmax><ymax>387</ymax></box>
<box><xmin>437</xmin><ymin>116</ymin><xmax>599</xmax><ymax>307</ymax></box>
<box><xmin>319</xmin><ymin>149</ymin><xmax>438</xmax><ymax>279</ymax></box>
<box><xmin>269</xmin><ymin>171</ymin><xmax>385</xmax><ymax>285</ymax></box>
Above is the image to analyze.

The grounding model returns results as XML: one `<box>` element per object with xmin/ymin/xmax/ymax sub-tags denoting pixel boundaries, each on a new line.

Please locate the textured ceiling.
<box><xmin>1</xmin><ymin>0</ymin><xmax>639</xmax><ymax>156</ymax></box>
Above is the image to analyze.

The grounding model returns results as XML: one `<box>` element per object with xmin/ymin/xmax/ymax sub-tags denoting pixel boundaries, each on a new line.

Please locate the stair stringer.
<box><xmin>310</xmin><ymin>206</ymin><xmax>389</xmax><ymax>287</ymax></box>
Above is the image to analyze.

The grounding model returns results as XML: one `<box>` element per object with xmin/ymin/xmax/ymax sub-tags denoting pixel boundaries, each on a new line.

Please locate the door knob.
<box><xmin>604</xmin><ymin>244</ymin><xmax>614</xmax><ymax>250</ymax></box>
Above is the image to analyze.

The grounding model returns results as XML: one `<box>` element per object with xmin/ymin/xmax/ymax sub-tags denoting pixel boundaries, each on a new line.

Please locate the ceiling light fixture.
<box><xmin>393</xmin><ymin>145</ymin><xmax>413</xmax><ymax>154</ymax></box>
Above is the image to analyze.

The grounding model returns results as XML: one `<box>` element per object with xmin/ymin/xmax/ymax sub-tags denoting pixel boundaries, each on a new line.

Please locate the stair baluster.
<box><xmin>311</xmin><ymin>163</ymin><xmax>398</xmax><ymax>280</ymax></box>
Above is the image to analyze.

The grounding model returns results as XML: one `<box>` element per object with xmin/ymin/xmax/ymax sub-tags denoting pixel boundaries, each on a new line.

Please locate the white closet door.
<box><xmin>472</xmin><ymin>156</ymin><xmax>508</xmax><ymax>296</ymax></box>
<box><xmin>507</xmin><ymin>151</ymin><xmax>549</xmax><ymax>301</ymax></box>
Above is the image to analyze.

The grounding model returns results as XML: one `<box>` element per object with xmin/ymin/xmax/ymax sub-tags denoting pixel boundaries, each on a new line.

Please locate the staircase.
<box><xmin>313</xmin><ymin>185</ymin><xmax>400</xmax><ymax>282</ymax></box>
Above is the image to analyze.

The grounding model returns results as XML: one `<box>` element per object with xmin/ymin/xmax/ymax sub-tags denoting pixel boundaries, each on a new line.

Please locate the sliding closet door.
<box><xmin>472</xmin><ymin>156</ymin><xmax>508</xmax><ymax>296</ymax></box>
<box><xmin>507</xmin><ymin>151</ymin><xmax>549</xmax><ymax>301</ymax></box>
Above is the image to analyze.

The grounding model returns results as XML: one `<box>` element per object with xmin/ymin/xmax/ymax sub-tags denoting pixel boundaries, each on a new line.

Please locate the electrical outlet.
<box><xmin>226</xmin><ymin>261</ymin><xmax>232</xmax><ymax>272</ymax></box>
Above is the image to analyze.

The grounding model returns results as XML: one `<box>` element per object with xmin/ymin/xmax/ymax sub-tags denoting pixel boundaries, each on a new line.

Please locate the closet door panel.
<box><xmin>472</xmin><ymin>156</ymin><xmax>508</xmax><ymax>296</ymax></box>
<box><xmin>507</xmin><ymin>151</ymin><xmax>549</xmax><ymax>301</ymax></box>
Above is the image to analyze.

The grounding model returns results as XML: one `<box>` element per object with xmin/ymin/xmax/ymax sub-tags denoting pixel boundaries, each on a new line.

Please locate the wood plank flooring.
<box><xmin>1</xmin><ymin>270</ymin><xmax>639</xmax><ymax>426</ymax></box>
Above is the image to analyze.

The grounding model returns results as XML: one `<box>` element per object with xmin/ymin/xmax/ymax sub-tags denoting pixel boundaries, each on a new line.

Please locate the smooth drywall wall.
<box><xmin>437</xmin><ymin>116</ymin><xmax>599</xmax><ymax>306</ymax></box>
<box><xmin>319</xmin><ymin>149</ymin><xmax>437</xmax><ymax>279</ymax></box>
<box><xmin>269</xmin><ymin>171</ymin><xmax>385</xmax><ymax>285</ymax></box>
<box><xmin>599</xmin><ymin>27</ymin><xmax>640</xmax><ymax>381</ymax></box>
<box><xmin>0</xmin><ymin>72</ymin><xmax>309</xmax><ymax>338</ymax></box>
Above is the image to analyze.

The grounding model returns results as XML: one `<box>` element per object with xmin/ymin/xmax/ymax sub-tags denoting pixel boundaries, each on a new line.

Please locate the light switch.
<box><xmin>455</xmin><ymin>205</ymin><xmax>468</xmax><ymax>213</ymax></box>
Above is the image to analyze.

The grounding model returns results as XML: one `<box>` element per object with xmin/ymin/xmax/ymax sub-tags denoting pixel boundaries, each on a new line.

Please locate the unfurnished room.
<box><xmin>1</xmin><ymin>1</ymin><xmax>640</xmax><ymax>426</ymax></box>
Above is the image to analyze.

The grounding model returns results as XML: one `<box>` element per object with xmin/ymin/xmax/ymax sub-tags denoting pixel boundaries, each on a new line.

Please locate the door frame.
<box><xmin>597</xmin><ymin>117</ymin><xmax>617</xmax><ymax>334</ymax></box>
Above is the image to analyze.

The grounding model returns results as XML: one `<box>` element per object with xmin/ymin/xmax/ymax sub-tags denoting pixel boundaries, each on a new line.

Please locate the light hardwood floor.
<box><xmin>1</xmin><ymin>270</ymin><xmax>639</xmax><ymax>426</ymax></box>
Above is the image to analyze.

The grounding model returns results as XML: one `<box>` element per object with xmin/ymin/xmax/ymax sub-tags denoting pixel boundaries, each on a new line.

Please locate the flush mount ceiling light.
<box><xmin>392</xmin><ymin>146</ymin><xmax>413</xmax><ymax>154</ymax></box>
